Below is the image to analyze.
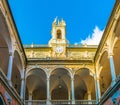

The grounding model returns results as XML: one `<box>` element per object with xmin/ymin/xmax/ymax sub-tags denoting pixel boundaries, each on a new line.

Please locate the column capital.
<box><xmin>21</xmin><ymin>70</ymin><xmax>25</xmax><ymax>79</ymax></box>
<box><xmin>46</xmin><ymin>77</ymin><xmax>50</xmax><ymax>81</ymax></box>
<box><xmin>87</xmin><ymin>91</ymin><xmax>91</xmax><ymax>94</ymax></box>
<box><xmin>108</xmin><ymin>52</ymin><xmax>114</xmax><ymax>57</ymax></box>
<box><xmin>96</xmin><ymin>77</ymin><xmax>100</xmax><ymax>80</ymax></box>
<box><xmin>71</xmin><ymin>77</ymin><xmax>74</xmax><ymax>81</ymax></box>
<box><xmin>108</xmin><ymin>51</ymin><xmax>116</xmax><ymax>84</ymax></box>
<box><xmin>94</xmin><ymin>75</ymin><xmax>100</xmax><ymax>80</ymax></box>
<box><xmin>9</xmin><ymin>51</ymin><xmax>14</xmax><ymax>57</ymax></box>
<box><xmin>21</xmin><ymin>78</ymin><xmax>25</xmax><ymax>81</ymax></box>
<box><xmin>8</xmin><ymin>80</ymin><xmax>12</xmax><ymax>86</ymax></box>
<box><xmin>71</xmin><ymin>75</ymin><xmax>74</xmax><ymax>80</ymax></box>
<box><xmin>29</xmin><ymin>92</ymin><xmax>32</xmax><ymax>96</ymax></box>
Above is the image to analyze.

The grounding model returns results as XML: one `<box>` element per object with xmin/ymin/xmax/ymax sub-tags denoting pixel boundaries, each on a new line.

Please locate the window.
<box><xmin>57</xmin><ymin>29</ymin><xmax>62</xmax><ymax>39</ymax></box>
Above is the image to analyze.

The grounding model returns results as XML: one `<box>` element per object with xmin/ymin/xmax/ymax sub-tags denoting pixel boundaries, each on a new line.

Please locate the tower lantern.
<box><xmin>49</xmin><ymin>17</ymin><xmax>69</xmax><ymax>57</ymax></box>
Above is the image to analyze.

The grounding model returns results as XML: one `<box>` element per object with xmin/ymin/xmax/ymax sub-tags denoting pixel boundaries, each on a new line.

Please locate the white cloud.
<box><xmin>80</xmin><ymin>26</ymin><xmax>104</xmax><ymax>45</ymax></box>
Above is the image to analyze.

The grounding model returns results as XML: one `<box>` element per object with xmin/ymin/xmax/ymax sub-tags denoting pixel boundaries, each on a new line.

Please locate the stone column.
<box><xmin>71</xmin><ymin>77</ymin><xmax>75</xmax><ymax>104</ymax></box>
<box><xmin>7</xmin><ymin>51</ymin><xmax>14</xmax><ymax>86</ymax></box>
<box><xmin>20</xmin><ymin>70</ymin><xmax>25</xmax><ymax>101</ymax></box>
<box><xmin>88</xmin><ymin>91</ymin><xmax>91</xmax><ymax>100</ymax></box>
<box><xmin>94</xmin><ymin>75</ymin><xmax>101</xmax><ymax>102</ymax></box>
<box><xmin>46</xmin><ymin>77</ymin><xmax>51</xmax><ymax>104</ymax></box>
<box><xmin>88</xmin><ymin>91</ymin><xmax>92</xmax><ymax>104</ymax></box>
<box><xmin>28</xmin><ymin>93</ymin><xmax>32</xmax><ymax>105</ymax></box>
<box><xmin>68</xmin><ymin>91</ymin><xmax>71</xmax><ymax>100</ymax></box>
<box><xmin>68</xmin><ymin>91</ymin><xmax>71</xmax><ymax>104</ymax></box>
<box><xmin>109</xmin><ymin>53</ymin><xmax>116</xmax><ymax>86</ymax></box>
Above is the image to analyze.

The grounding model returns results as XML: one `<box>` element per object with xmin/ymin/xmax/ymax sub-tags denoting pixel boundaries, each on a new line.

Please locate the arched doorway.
<box><xmin>26</xmin><ymin>68</ymin><xmax>47</xmax><ymax>100</ymax></box>
<box><xmin>99</xmin><ymin>51</ymin><xmax>112</xmax><ymax>95</ymax></box>
<box><xmin>50</xmin><ymin>68</ymin><xmax>71</xmax><ymax>100</ymax></box>
<box><xmin>74</xmin><ymin>68</ymin><xmax>95</xmax><ymax>100</ymax></box>
<box><xmin>113</xmin><ymin>38</ymin><xmax>120</xmax><ymax>76</ymax></box>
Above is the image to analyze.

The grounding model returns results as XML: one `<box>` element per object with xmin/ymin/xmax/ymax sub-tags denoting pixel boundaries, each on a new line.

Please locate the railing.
<box><xmin>25</xmin><ymin>100</ymin><xmax>97</xmax><ymax>105</ymax></box>
<box><xmin>25</xmin><ymin>100</ymin><xmax>46</xmax><ymax>105</ymax></box>
<box><xmin>51</xmin><ymin>100</ymin><xmax>71</xmax><ymax>104</ymax></box>
<box><xmin>69</xmin><ymin>44</ymin><xmax>98</xmax><ymax>48</ymax></box>
<box><xmin>23</xmin><ymin>44</ymin><xmax>98</xmax><ymax>48</ymax></box>
<box><xmin>99</xmin><ymin>75</ymin><xmax>120</xmax><ymax>105</ymax></box>
<box><xmin>23</xmin><ymin>44</ymin><xmax>49</xmax><ymax>48</ymax></box>
<box><xmin>75</xmin><ymin>100</ymin><xmax>97</xmax><ymax>104</ymax></box>
<box><xmin>0</xmin><ymin>69</ymin><xmax>24</xmax><ymax>105</ymax></box>
<box><xmin>100</xmin><ymin>74</ymin><xmax>120</xmax><ymax>101</ymax></box>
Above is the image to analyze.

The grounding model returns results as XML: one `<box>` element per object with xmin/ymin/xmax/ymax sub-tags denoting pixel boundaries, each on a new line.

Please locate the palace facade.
<box><xmin>0</xmin><ymin>0</ymin><xmax>120</xmax><ymax>105</ymax></box>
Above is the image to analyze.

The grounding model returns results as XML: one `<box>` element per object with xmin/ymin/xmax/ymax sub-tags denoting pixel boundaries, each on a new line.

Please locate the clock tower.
<box><xmin>49</xmin><ymin>17</ymin><xmax>69</xmax><ymax>58</ymax></box>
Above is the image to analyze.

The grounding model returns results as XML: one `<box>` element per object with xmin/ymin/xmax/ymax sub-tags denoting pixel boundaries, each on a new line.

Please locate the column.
<box><xmin>20</xmin><ymin>70</ymin><xmax>25</xmax><ymax>101</ymax></box>
<box><xmin>46</xmin><ymin>77</ymin><xmax>51</xmax><ymax>104</ymax></box>
<box><xmin>7</xmin><ymin>51</ymin><xmax>14</xmax><ymax>86</ymax></box>
<box><xmin>28</xmin><ymin>93</ymin><xmax>32</xmax><ymax>105</ymax></box>
<box><xmin>94</xmin><ymin>75</ymin><xmax>101</xmax><ymax>102</ymax></box>
<box><xmin>109</xmin><ymin>53</ymin><xmax>116</xmax><ymax>86</ymax></box>
<box><xmin>24</xmin><ymin>71</ymin><xmax>26</xmax><ymax>104</ymax></box>
<box><xmin>88</xmin><ymin>91</ymin><xmax>92</xmax><ymax>104</ymax></box>
<box><xmin>68</xmin><ymin>92</ymin><xmax>71</xmax><ymax>104</ymax></box>
<box><xmin>68</xmin><ymin>91</ymin><xmax>71</xmax><ymax>100</ymax></box>
<box><xmin>71</xmin><ymin>77</ymin><xmax>75</xmax><ymax>104</ymax></box>
<box><xmin>87</xmin><ymin>91</ymin><xmax>91</xmax><ymax>100</ymax></box>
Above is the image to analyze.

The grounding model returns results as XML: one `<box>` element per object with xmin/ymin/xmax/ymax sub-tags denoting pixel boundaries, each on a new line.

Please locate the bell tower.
<box><xmin>49</xmin><ymin>17</ymin><xmax>69</xmax><ymax>58</ymax></box>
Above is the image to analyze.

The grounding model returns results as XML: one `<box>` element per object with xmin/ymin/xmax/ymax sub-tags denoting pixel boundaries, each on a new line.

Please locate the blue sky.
<box><xmin>8</xmin><ymin>0</ymin><xmax>115</xmax><ymax>45</ymax></box>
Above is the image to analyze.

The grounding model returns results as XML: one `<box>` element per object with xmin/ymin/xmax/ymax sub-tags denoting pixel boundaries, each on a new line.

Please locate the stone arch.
<box><xmin>13</xmin><ymin>50</ymin><xmax>24</xmax><ymax>72</ymax></box>
<box><xmin>112</xmin><ymin>37</ymin><xmax>120</xmax><ymax>77</ymax></box>
<box><xmin>74</xmin><ymin>67</ymin><xmax>95</xmax><ymax>77</ymax></box>
<box><xmin>114</xmin><ymin>16</ymin><xmax>120</xmax><ymax>37</ymax></box>
<box><xmin>96</xmin><ymin>48</ymin><xmax>108</xmax><ymax>68</ymax></box>
<box><xmin>26</xmin><ymin>66</ymin><xmax>47</xmax><ymax>78</ymax></box>
<box><xmin>111</xmin><ymin>16</ymin><xmax>120</xmax><ymax>77</ymax></box>
<box><xmin>111</xmin><ymin>36</ymin><xmax>118</xmax><ymax>53</ymax></box>
<box><xmin>14</xmin><ymin>48</ymin><xmax>25</xmax><ymax>72</ymax></box>
<box><xmin>0</xmin><ymin>10</ymin><xmax>13</xmax><ymax>75</ymax></box>
<box><xmin>26</xmin><ymin>68</ymin><xmax>47</xmax><ymax>100</ymax></box>
<box><xmin>50</xmin><ymin>67</ymin><xmax>72</xmax><ymax>78</ymax></box>
<box><xmin>99</xmin><ymin>51</ymin><xmax>112</xmax><ymax>95</ymax></box>
<box><xmin>74</xmin><ymin>68</ymin><xmax>95</xmax><ymax>100</ymax></box>
<box><xmin>50</xmin><ymin>68</ymin><xmax>71</xmax><ymax>100</ymax></box>
<box><xmin>10</xmin><ymin>50</ymin><xmax>25</xmax><ymax>95</ymax></box>
<box><xmin>0</xmin><ymin>10</ymin><xmax>13</xmax><ymax>52</ymax></box>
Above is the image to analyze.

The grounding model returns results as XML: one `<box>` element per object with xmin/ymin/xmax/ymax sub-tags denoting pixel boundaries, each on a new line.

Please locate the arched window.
<box><xmin>0</xmin><ymin>94</ymin><xmax>5</xmax><ymax>105</ymax></box>
<box><xmin>57</xmin><ymin>29</ymin><xmax>62</xmax><ymax>39</ymax></box>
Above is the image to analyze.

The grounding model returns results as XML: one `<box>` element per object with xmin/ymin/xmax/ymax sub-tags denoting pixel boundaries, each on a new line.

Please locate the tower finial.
<box><xmin>53</xmin><ymin>16</ymin><xmax>58</xmax><ymax>23</ymax></box>
<box><xmin>61</xmin><ymin>18</ymin><xmax>66</xmax><ymax>26</ymax></box>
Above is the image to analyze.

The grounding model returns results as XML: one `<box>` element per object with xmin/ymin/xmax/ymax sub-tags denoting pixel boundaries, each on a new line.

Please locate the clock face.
<box><xmin>55</xmin><ymin>46</ymin><xmax>63</xmax><ymax>53</ymax></box>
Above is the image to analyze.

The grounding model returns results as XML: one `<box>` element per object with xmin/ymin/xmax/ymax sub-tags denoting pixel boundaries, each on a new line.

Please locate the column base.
<box><xmin>8</xmin><ymin>80</ymin><xmax>12</xmax><ymax>86</ymax></box>
<box><xmin>28</xmin><ymin>102</ymin><xmax>32</xmax><ymax>105</ymax></box>
<box><xmin>96</xmin><ymin>98</ymin><xmax>100</xmax><ymax>103</ymax></box>
<box><xmin>46</xmin><ymin>100</ymin><xmax>51</xmax><ymax>105</ymax></box>
<box><xmin>72</xmin><ymin>100</ymin><xmax>75</xmax><ymax>104</ymax></box>
<box><xmin>111</xmin><ymin>80</ymin><xmax>116</xmax><ymax>87</ymax></box>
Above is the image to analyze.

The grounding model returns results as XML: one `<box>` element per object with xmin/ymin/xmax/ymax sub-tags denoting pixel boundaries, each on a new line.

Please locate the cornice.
<box><xmin>27</xmin><ymin>59</ymin><xmax>94</xmax><ymax>65</ymax></box>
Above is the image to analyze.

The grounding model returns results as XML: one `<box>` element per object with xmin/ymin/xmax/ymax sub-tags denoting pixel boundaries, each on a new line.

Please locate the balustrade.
<box><xmin>25</xmin><ymin>100</ymin><xmax>97</xmax><ymax>105</ymax></box>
